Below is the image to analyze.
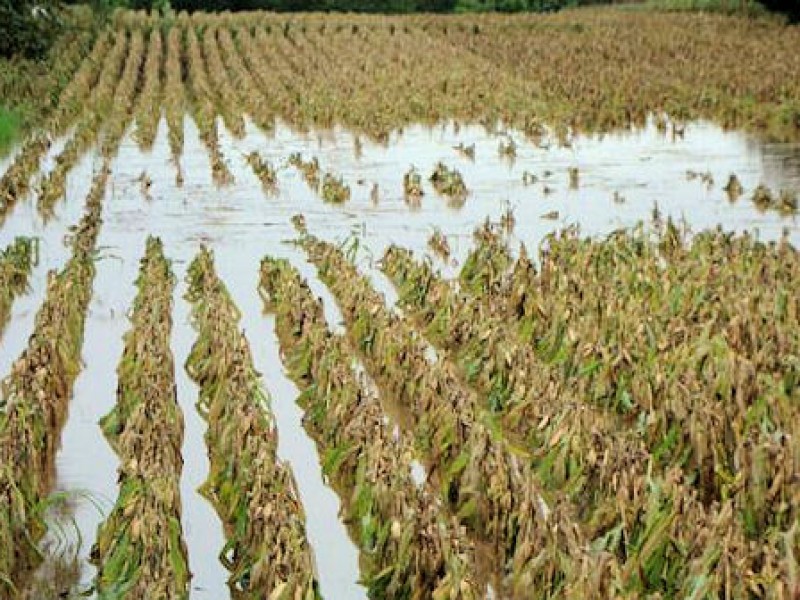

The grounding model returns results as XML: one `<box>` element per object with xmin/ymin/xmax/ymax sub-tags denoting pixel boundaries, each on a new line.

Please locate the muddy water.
<box><xmin>262</xmin><ymin>118</ymin><xmax>800</xmax><ymax>277</ymax></box>
<box><xmin>1</xmin><ymin>115</ymin><xmax>799</xmax><ymax>598</ymax></box>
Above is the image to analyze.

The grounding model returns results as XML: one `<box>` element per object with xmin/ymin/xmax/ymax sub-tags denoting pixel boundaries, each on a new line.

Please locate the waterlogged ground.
<box><xmin>0</xmin><ymin>117</ymin><xmax>799</xmax><ymax>598</ymax></box>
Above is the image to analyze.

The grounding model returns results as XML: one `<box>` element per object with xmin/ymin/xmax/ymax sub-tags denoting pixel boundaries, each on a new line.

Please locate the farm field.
<box><xmin>0</xmin><ymin>7</ymin><xmax>799</xmax><ymax>600</ymax></box>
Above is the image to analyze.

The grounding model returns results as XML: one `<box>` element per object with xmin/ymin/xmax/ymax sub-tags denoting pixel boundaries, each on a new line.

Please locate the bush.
<box><xmin>0</xmin><ymin>1</ymin><xmax>65</xmax><ymax>59</ymax></box>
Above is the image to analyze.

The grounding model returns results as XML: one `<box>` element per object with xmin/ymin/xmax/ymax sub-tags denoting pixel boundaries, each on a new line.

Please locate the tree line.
<box><xmin>3</xmin><ymin>0</ymin><xmax>799</xmax><ymax>60</ymax></box>
<box><xmin>113</xmin><ymin>0</ymin><xmax>558</xmax><ymax>12</ymax></box>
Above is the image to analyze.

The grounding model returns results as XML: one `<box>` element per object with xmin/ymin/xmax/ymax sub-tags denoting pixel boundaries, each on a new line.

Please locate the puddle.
<box><xmin>1</xmin><ymin>115</ymin><xmax>799</xmax><ymax>598</ymax></box>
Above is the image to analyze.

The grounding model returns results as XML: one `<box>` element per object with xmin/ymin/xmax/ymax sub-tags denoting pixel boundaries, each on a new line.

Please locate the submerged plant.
<box><xmin>428</xmin><ymin>228</ymin><xmax>451</xmax><ymax>259</ymax></box>
<box><xmin>403</xmin><ymin>166</ymin><xmax>424</xmax><ymax>202</ymax></box>
<box><xmin>777</xmin><ymin>188</ymin><xmax>798</xmax><ymax>215</ymax></box>
<box><xmin>500</xmin><ymin>204</ymin><xmax>515</xmax><ymax>232</ymax></box>
<box><xmin>522</xmin><ymin>170</ymin><xmax>538</xmax><ymax>186</ymax></box>
<box><xmin>568</xmin><ymin>167</ymin><xmax>579</xmax><ymax>189</ymax></box>
<box><xmin>497</xmin><ymin>137</ymin><xmax>516</xmax><ymax>159</ymax></box>
<box><xmin>723</xmin><ymin>173</ymin><xmax>743</xmax><ymax>201</ymax></box>
<box><xmin>288</xmin><ymin>153</ymin><xmax>321</xmax><ymax>191</ymax></box>
<box><xmin>454</xmin><ymin>142</ymin><xmax>475</xmax><ymax>160</ymax></box>
<box><xmin>752</xmin><ymin>184</ymin><xmax>774</xmax><ymax>210</ymax></box>
<box><xmin>429</xmin><ymin>162</ymin><xmax>467</xmax><ymax>203</ymax></box>
<box><xmin>686</xmin><ymin>169</ymin><xmax>714</xmax><ymax>187</ymax></box>
<box><xmin>138</xmin><ymin>170</ymin><xmax>153</xmax><ymax>201</ymax></box>
<box><xmin>321</xmin><ymin>172</ymin><xmax>351</xmax><ymax>204</ymax></box>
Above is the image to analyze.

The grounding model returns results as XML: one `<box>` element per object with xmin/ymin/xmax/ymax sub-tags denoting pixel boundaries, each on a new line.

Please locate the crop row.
<box><xmin>1</xmin><ymin>6</ymin><xmax>799</xmax><ymax>222</ymax></box>
<box><xmin>5</xmin><ymin>9</ymin><xmax>797</xmax><ymax>216</ymax></box>
<box><xmin>185</xmin><ymin>247</ymin><xmax>320</xmax><ymax>598</ymax></box>
<box><xmin>91</xmin><ymin>237</ymin><xmax>190</xmax><ymax>597</ymax></box>
<box><xmin>0</xmin><ymin>162</ymin><xmax>110</xmax><ymax>598</ymax></box>
<box><xmin>298</xmin><ymin>224</ymin><xmax>800</xmax><ymax>596</ymax></box>
<box><xmin>260</xmin><ymin>257</ymin><xmax>478</xmax><ymax>598</ymax></box>
<box><xmin>185</xmin><ymin>27</ymin><xmax>234</xmax><ymax>187</ymax></box>
<box><xmin>164</xmin><ymin>25</ymin><xmax>185</xmax><ymax>186</ymax></box>
<box><xmin>132</xmin><ymin>28</ymin><xmax>164</xmax><ymax>152</ymax></box>
<box><xmin>98</xmin><ymin>29</ymin><xmax>146</xmax><ymax>160</ymax></box>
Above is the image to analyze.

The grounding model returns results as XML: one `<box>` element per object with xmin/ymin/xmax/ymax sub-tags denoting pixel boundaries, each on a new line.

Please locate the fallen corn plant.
<box><xmin>403</xmin><ymin>167</ymin><xmax>424</xmax><ymax>204</ymax></box>
<box><xmin>288</xmin><ymin>153</ymin><xmax>321</xmax><ymax>191</ymax></box>
<box><xmin>185</xmin><ymin>247</ymin><xmax>320</xmax><ymax>599</ymax></box>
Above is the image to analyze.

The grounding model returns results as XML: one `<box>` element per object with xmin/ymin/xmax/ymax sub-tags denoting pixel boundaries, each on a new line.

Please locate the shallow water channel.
<box><xmin>0</xmin><ymin>116</ymin><xmax>798</xmax><ymax>598</ymax></box>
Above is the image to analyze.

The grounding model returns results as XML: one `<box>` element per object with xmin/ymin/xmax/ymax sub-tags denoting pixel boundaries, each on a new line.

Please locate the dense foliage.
<box><xmin>0</xmin><ymin>0</ymin><xmax>65</xmax><ymax>59</ymax></box>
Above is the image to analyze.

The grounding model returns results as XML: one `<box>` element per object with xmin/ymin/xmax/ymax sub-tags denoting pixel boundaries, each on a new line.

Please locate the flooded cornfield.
<box><xmin>1</xmin><ymin>8</ymin><xmax>799</xmax><ymax>600</ymax></box>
